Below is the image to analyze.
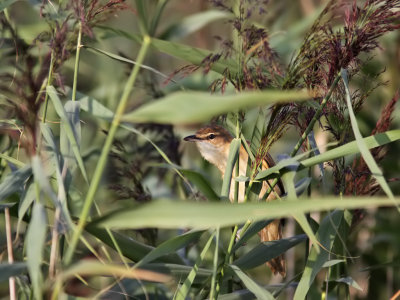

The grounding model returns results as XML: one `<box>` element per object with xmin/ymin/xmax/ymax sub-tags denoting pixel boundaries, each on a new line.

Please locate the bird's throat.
<box><xmin>196</xmin><ymin>142</ymin><xmax>230</xmax><ymax>174</ymax></box>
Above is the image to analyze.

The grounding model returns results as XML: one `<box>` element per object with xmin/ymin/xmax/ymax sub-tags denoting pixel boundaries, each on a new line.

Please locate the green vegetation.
<box><xmin>0</xmin><ymin>0</ymin><xmax>399</xmax><ymax>299</ymax></box>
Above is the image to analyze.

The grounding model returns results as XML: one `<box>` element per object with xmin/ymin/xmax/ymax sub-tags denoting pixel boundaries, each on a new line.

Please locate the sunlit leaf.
<box><xmin>122</xmin><ymin>90</ymin><xmax>309</xmax><ymax>125</ymax></box>
<box><xmin>91</xmin><ymin>197</ymin><xmax>399</xmax><ymax>230</ymax></box>
<box><xmin>322</xmin><ymin>260</ymin><xmax>345</xmax><ymax>268</ymax></box>
<box><xmin>301</xmin><ymin>130</ymin><xmax>400</xmax><ymax>169</ymax></box>
<box><xmin>256</xmin><ymin>130</ymin><xmax>400</xmax><ymax>180</ymax></box>
<box><xmin>341</xmin><ymin>69</ymin><xmax>395</xmax><ymax>202</ymax></box>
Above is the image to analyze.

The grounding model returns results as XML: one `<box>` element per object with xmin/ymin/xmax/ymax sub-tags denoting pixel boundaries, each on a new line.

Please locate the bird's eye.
<box><xmin>208</xmin><ymin>134</ymin><xmax>215</xmax><ymax>140</ymax></box>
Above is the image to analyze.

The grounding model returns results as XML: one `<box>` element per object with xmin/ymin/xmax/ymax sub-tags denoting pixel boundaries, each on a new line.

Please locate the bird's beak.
<box><xmin>184</xmin><ymin>135</ymin><xmax>200</xmax><ymax>142</ymax></box>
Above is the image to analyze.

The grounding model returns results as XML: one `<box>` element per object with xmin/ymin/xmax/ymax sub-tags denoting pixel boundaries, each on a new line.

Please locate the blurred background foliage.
<box><xmin>0</xmin><ymin>0</ymin><xmax>400</xmax><ymax>299</ymax></box>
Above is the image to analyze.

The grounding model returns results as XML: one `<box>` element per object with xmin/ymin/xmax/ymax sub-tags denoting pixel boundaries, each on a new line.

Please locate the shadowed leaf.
<box><xmin>0</xmin><ymin>262</ymin><xmax>28</xmax><ymax>282</ymax></box>
<box><xmin>281</xmin><ymin>171</ymin><xmax>319</xmax><ymax>253</ymax></box>
<box><xmin>233</xmin><ymin>234</ymin><xmax>307</xmax><ymax>270</ymax></box>
<box><xmin>47</xmin><ymin>86</ymin><xmax>88</xmax><ymax>183</ymax></box>
<box><xmin>17</xmin><ymin>182</ymin><xmax>35</xmax><ymax>234</ymax></box>
<box><xmin>294</xmin><ymin>210</ymin><xmax>344</xmax><ymax>300</ymax></box>
<box><xmin>0</xmin><ymin>0</ymin><xmax>18</xmax><ymax>11</ymax></box>
<box><xmin>85</xmin><ymin>225</ymin><xmax>185</xmax><ymax>264</ymax></box>
<box><xmin>141</xmin><ymin>263</ymin><xmax>212</xmax><ymax>280</ymax></box>
<box><xmin>180</xmin><ymin>169</ymin><xmax>219</xmax><ymax>201</ymax></box>
<box><xmin>335</xmin><ymin>277</ymin><xmax>363</xmax><ymax>291</ymax></box>
<box><xmin>59</xmin><ymin>260</ymin><xmax>171</xmax><ymax>283</ymax></box>
<box><xmin>174</xmin><ymin>232</ymin><xmax>215</xmax><ymax>300</ymax></box>
<box><xmin>26</xmin><ymin>201</ymin><xmax>47</xmax><ymax>300</ymax></box>
<box><xmin>230</xmin><ymin>265</ymin><xmax>275</xmax><ymax>300</ymax></box>
<box><xmin>136</xmin><ymin>230</ymin><xmax>205</xmax><ymax>267</ymax></box>
<box><xmin>161</xmin><ymin>10</ymin><xmax>231</xmax><ymax>41</ymax></box>
<box><xmin>234</xmin><ymin>219</ymin><xmax>274</xmax><ymax>251</ymax></box>
<box><xmin>0</xmin><ymin>165</ymin><xmax>31</xmax><ymax>204</ymax></box>
<box><xmin>98</xmin><ymin>27</ymin><xmax>239</xmax><ymax>75</ymax></box>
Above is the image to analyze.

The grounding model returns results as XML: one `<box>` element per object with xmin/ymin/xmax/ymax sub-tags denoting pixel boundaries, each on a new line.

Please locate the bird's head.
<box><xmin>184</xmin><ymin>125</ymin><xmax>233</xmax><ymax>171</ymax></box>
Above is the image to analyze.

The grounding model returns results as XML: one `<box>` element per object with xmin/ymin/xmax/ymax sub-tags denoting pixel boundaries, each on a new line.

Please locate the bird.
<box><xmin>184</xmin><ymin>124</ymin><xmax>286</xmax><ymax>277</ymax></box>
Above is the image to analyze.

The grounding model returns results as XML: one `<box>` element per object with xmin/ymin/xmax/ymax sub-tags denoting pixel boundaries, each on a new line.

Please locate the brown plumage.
<box><xmin>184</xmin><ymin>124</ymin><xmax>286</xmax><ymax>276</ymax></box>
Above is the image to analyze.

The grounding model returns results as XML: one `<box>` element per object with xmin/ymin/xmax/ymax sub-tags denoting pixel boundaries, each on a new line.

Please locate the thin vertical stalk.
<box><xmin>71</xmin><ymin>22</ymin><xmax>82</xmax><ymax>102</ymax></box>
<box><xmin>41</xmin><ymin>52</ymin><xmax>55</xmax><ymax>123</ymax></box>
<box><xmin>0</xmin><ymin>148</ymin><xmax>16</xmax><ymax>300</ymax></box>
<box><xmin>49</xmin><ymin>161</ymin><xmax>68</xmax><ymax>278</ymax></box>
<box><xmin>49</xmin><ymin>208</ymin><xmax>60</xmax><ymax>279</ymax></box>
<box><xmin>63</xmin><ymin>36</ymin><xmax>151</xmax><ymax>266</ymax></box>
<box><xmin>226</xmin><ymin>0</ymin><xmax>243</xmax><ymax>284</ymax></box>
<box><xmin>218</xmin><ymin>1</ymin><xmax>246</xmax><ymax>291</ymax></box>
<box><xmin>215</xmin><ymin>223</ymin><xmax>239</xmax><ymax>296</ymax></box>
<box><xmin>232</xmin><ymin>0</ymin><xmax>243</xmax><ymax>81</ymax></box>
<box><xmin>305</xmin><ymin>138</ymin><xmax>312</xmax><ymax>263</ymax></box>
<box><xmin>234</xmin><ymin>114</ymin><xmax>240</xmax><ymax>203</ymax></box>
<box><xmin>5</xmin><ymin>208</ymin><xmax>16</xmax><ymax>300</ymax></box>
<box><xmin>37</xmin><ymin>52</ymin><xmax>55</xmax><ymax>156</ymax></box>
<box><xmin>219</xmin><ymin>114</ymin><xmax>241</xmax><ymax>293</ymax></box>
<box><xmin>225</xmin><ymin>226</ymin><xmax>239</xmax><ymax>266</ymax></box>
<box><xmin>209</xmin><ymin>227</ymin><xmax>220</xmax><ymax>300</ymax></box>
